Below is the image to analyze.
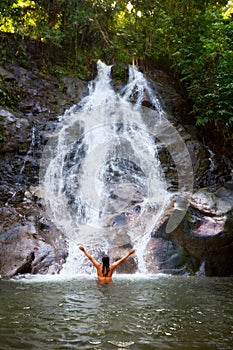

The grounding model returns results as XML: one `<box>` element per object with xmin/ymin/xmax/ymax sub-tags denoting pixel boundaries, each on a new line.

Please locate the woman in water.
<box><xmin>79</xmin><ymin>246</ymin><xmax>135</xmax><ymax>282</ymax></box>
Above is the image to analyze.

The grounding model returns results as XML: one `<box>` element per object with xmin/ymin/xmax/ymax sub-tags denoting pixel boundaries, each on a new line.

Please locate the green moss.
<box><xmin>0</xmin><ymin>80</ymin><xmax>21</xmax><ymax>110</ymax></box>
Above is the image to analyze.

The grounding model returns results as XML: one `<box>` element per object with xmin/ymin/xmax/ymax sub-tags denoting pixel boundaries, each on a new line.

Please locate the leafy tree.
<box><xmin>0</xmin><ymin>0</ymin><xmax>232</xmax><ymax>131</ymax></box>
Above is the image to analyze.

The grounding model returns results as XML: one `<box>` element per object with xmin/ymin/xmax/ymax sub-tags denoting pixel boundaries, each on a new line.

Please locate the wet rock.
<box><xmin>0</xmin><ymin>204</ymin><xmax>68</xmax><ymax>277</ymax></box>
<box><xmin>111</xmin><ymin>213</ymin><xmax>129</xmax><ymax>227</ymax></box>
<box><xmin>144</xmin><ymin>237</ymin><xmax>199</xmax><ymax>275</ymax></box>
<box><xmin>0</xmin><ymin>63</ymin><xmax>88</xmax><ymax>277</ymax></box>
<box><xmin>13</xmin><ymin>252</ymin><xmax>35</xmax><ymax>275</ymax></box>
<box><xmin>169</xmin><ymin>190</ymin><xmax>233</xmax><ymax>276</ymax></box>
<box><xmin>224</xmin><ymin>180</ymin><xmax>233</xmax><ymax>191</ymax></box>
<box><xmin>0</xmin><ymin>109</ymin><xmax>16</xmax><ymax>122</ymax></box>
<box><xmin>62</xmin><ymin>76</ymin><xmax>87</xmax><ymax>103</ymax></box>
<box><xmin>197</xmin><ymin>155</ymin><xmax>233</xmax><ymax>188</ymax></box>
<box><xmin>19</xmin><ymin>101</ymin><xmax>34</xmax><ymax>113</ymax></box>
<box><xmin>0</xmin><ymin>66</ymin><xmax>15</xmax><ymax>81</ymax></box>
<box><xmin>148</xmin><ymin>186</ymin><xmax>233</xmax><ymax>276</ymax></box>
<box><xmin>0</xmin><ymin>109</ymin><xmax>30</xmax><ymax>153</ymax></box>
<box><xmin>146</xmin><ymin>70</ymin><xmax>186</xmax><ymax>120</ymax></box>
<box><xmin>109</xmin><ymin>245</ymin><xmax>138</xmax><ymax>274</ymax></box>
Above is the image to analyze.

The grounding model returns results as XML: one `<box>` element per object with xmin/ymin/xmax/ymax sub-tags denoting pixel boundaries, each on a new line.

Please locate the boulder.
<box><xmin>170</xmin><ymin>189</ymin><xmax>233</xmax><ymax>276</ymax></box>
<box><xmin>0</xmin><ymin>66</ymin><xmax>15</xmax><ymax>81</ymax></box>
<box><xmin>0</xmin><ymin>204</ymin><xmax>68</xmax><ymax>277</ymax></box>
<box><xmin>0</xmin><ymin>109</ymin><xmax>30</xmax><ymax>153</ymax></box>
<box><xmin>109</xmin><ymin>244</ymin><xmax>138</xmax><ymax>274</ymax></box>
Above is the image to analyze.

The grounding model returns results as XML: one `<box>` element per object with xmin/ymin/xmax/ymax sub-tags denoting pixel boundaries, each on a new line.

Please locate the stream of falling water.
<box><xmin>40</xmin><ymin>60</ymin><xmax>193</xmax><ymax>275</ymax></box>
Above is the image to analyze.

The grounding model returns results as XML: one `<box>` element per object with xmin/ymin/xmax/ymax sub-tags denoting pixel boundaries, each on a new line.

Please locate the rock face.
<box><xmin>0</xmin><ymin>63</ymin><xmax>233</xmax><ymax>277</ymax></box>
<box><xmin>171</xmin><ymin>189</ymin><xmax>233</xmax><ymax>276</ymax></box>
<box><xmin>0</xmin><ymin>204</ymin><xmax>68</xmax><ymax>277</ymax></box>
<box><xmin>141</xmin><ymin>189</ymin><xmax>233</xmax><ymax>276</ymax></box>
<box><xmin>0</xmin><ymin>65</ymin><xmax>88</xmax><ymax>277</ymax></box>
<box><xmin>144</xmin><ymin>70</ymin><xmax>233</xmax><ymax>276</ymax></box>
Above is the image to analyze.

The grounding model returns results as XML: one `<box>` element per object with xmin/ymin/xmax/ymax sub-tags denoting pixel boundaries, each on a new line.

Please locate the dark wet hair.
<box><xmin>102</xmin><ymin>255</ymin><xmax>110</xmax><ymax>277</ymax></box>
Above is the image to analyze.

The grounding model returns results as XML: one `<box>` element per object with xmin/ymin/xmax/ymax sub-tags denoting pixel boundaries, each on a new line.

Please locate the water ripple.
<box><xmin>0</xmin><ymin>277</ymin><xmax>233</xmax><ymax>349</ymax></box>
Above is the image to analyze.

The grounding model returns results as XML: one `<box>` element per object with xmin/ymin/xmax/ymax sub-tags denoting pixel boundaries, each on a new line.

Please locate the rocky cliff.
<box><xmin>0</xmin><ymin>62</ymin><xmax>232</xmax><ymax>277</ymax></box>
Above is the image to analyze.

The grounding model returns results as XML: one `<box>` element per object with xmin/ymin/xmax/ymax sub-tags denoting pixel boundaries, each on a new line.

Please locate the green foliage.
<box><xmin>0</xmin><ymin>78</ymin><xmax>21</xmax><ymax>109</ymax></box>
<box><xmin>0</xmin><ymin>0</ymin><xmax>232</xmax><ymax>131</ymax></box>
<box><xmin>171</xmin><ymin>6</ymin><xmax>233</xmax><ymax>127</ymax></box>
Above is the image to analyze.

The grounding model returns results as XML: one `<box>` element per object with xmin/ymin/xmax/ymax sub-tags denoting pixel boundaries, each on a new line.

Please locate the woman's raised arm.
<box><xmin>79</xmin><ymin>246</ymin><xmax>100</xmax><ymax>269</ymax></box>
<box><xmin>111</xmin><ymin>249</ymin><xmax>135</xmax><ymax>270</ymax></box>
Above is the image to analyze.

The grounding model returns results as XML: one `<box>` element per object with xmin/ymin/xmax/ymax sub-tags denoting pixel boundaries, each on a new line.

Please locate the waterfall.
<box><xmin>40</xmin><ymin>60</ymin><xmax>193</xmax><ymax>275</ymax></box>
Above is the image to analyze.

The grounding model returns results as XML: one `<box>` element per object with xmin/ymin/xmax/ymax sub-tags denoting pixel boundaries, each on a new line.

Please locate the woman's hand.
<box><xmin>129</xmin><ymin>249</ymin><xmax>135</xmax><ymax>255</ymax></box>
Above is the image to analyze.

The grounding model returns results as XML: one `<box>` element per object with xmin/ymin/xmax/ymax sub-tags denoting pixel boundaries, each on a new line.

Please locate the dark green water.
<box><xmin>0</xmin><ymin>275</ymin><xmax>232</xmax><ymax>350</ymax></box>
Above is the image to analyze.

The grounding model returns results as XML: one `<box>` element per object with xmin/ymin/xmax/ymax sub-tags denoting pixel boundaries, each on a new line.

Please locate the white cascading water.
<box><xmin>40</xmin><ymin>60</ymin><xmax>193</xmax><ymax>276</ymax></box>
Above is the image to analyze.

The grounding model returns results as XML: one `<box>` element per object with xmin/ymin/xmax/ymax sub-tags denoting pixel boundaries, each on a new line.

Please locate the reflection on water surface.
<box><xmin>0</xmin><ymin>275</ymin><xmax>232</xmax><ymax>349</ymax></box>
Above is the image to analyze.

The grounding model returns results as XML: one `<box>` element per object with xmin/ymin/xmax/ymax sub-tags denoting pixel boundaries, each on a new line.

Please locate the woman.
<box><xmin>79</xmin><ymin>246</ymin><xmax>135</xmax><ymax>282</ymax></box>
